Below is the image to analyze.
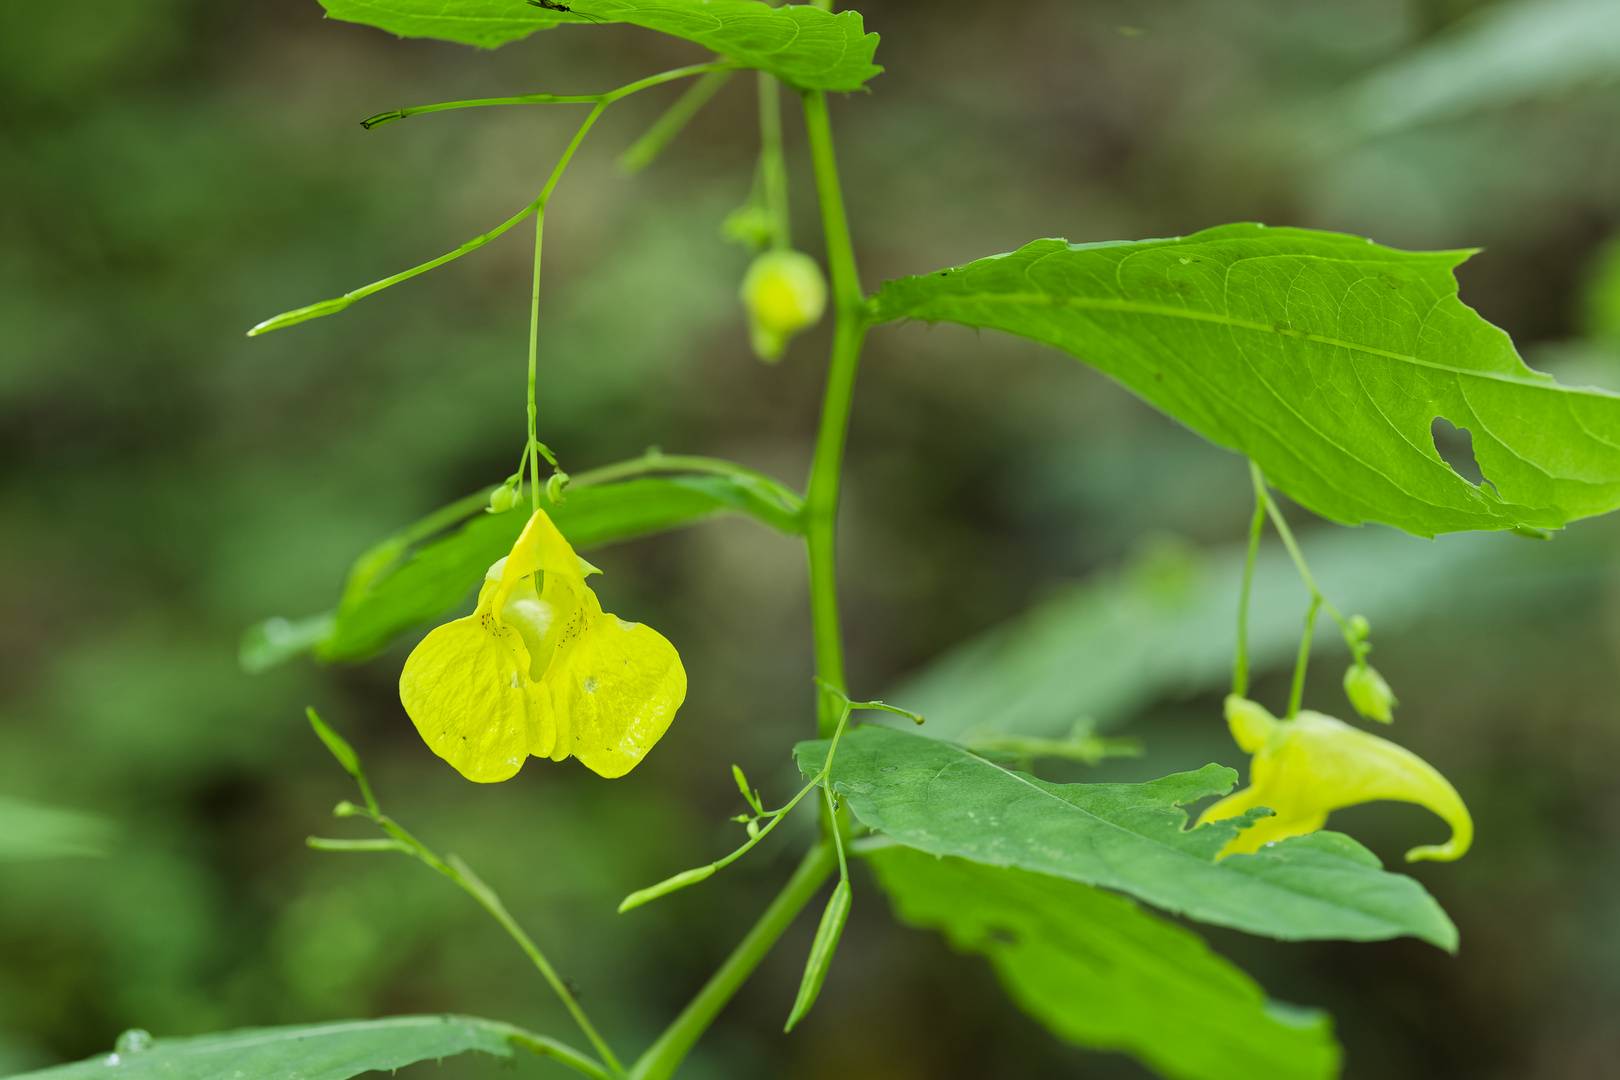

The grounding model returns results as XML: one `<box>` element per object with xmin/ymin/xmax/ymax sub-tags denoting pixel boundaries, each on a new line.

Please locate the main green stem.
<box><xmin>626</xmin><ymin>83</ymin><xmax>866</xmax><ymax>1080</ymax></box>
<box><xmin>627</xmin><ymin>843</ymin><xmax>836</xmax><ymax>1080</ymax></box>
<box><xmin>800</xmin><ymin>88</ymin><xmax>868</xmax><ymax>737</ymax></box>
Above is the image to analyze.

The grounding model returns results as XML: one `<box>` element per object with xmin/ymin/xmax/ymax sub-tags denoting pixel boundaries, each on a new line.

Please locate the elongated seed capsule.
<box><xmin>784</xmin><ymin>879</ymin><xmax>851</xmax><ymax>1031</ymax></box>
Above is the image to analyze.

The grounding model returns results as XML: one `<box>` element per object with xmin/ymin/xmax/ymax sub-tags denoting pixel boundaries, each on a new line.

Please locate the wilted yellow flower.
<box><xmin>400</xmin><ymin>507</ymin><xmax>686</xmax><ymax>782</ymax></box>
<box><xmin>1199</xmin><ymin>695</ymin><xmax>1471</xmax><ymax>862</ymax></box>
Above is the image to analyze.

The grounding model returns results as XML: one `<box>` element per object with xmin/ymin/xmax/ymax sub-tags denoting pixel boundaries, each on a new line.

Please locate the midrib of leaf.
<box><xmin>885</xmin><ymin>291</ymin><xmax>1451</xmax><ymax>509</ymax></box>
<box><xmin>893</xmin><ymin>291</ymin><xmax>1589</xmax><ymax>390</ymax></box>
<box><xmin>339</xmin><ymin>0</ymin><xmax>558</xmax><ymax>30</ymax></box>
<box><xmin>912</xmin><ymin>757</ymin><xmax>1258</xmax><ymax>902</ymax></box>
<box><xmin>155</xmin><ymin>1017</ymin><xmax>519</xmax><ymax>1054</ymax></box>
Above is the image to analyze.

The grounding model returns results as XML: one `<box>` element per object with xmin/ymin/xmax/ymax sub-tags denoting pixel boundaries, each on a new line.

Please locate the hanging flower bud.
<box><xmin>487</xmin><ymin>482</ymin><xmax>522</xmax><ymax>514</ymax></box>
<box><xmin>1199</xmin><ymin>695</ymin><xmax>1471</xmax><ymax>863</ymax></box>
<box><xmin>1344</xmin><ymin>662</ymin><xmax>1397</xmax><ymax>724</ymax></box>
<box><xmin>740</xmin><ymin>249</ymin><xmax>827</xmax><ymax>363</ymax></box>
<box><xmin>545</xmin><ymin>470</ymin><xmax>570</xmax><ymax>506</ymax></box>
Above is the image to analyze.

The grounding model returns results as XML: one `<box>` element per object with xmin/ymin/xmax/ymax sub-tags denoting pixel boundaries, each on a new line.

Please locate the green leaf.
<box><xmin>243</xmin><ymin>472</ymin><xmax>801</xmax><ymax>667</ymax></box>
<box><xmin>868</xmin><ymin>848</ymin><xmax>1340</xmax><ymax>1080</ymax></box>
<box><xmin>317</xmin><ymin>0</ymin><xmax>882</xmax><ymax>93</ymax></box>
<box><xmin>1342</xmin><ymin>0</ymin><xmax>1620</xmax><ymax>136</ymax></box>
<box><xmin>0</xmin><ymin>796</ymin><xmax>111</xmax><ymax>861</ymax></box>
<box><xmin>796</xmin><ymin>726</ymin><xmax>1456</xmax><ymax>949</ymax></box>
<box><xmin>1</xmin><ymin>1016</ymin><xmax>605</xmax><ymax>1080</ymax></box>
<box><xmin>868</xmin><ymin>224</ymin><xmax>1620</xmax><ymax>537</ymax></box>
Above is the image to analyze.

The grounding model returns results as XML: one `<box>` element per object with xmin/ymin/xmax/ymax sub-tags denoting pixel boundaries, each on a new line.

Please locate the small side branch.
<box><xmin>303</xmin><ymin>710</ymin><xmax>625</xmax><ymax>1078</ymax></box>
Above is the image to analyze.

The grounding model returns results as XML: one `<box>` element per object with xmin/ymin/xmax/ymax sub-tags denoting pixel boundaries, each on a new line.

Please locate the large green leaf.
<box><xmin>242</xmin><ymin>473</ymin><xmax>801</xmax><ymax>669</ymax></box>
<box><xmin>868</xmin><ymin>848</ymin><xmax>1340</xmax><ymax>1080</ymax></box>
<box><xmin>0</xmin><ymin>796</ymin><xmax>110</xmax><ymax>861</ymax></box>
<box><xmin>6</xmin><ymin>1015</ymin><xmax>605</xmax><ymax>1080</ymax></box>
<box><xmin>1342</xmin><ymin>0</ymin><xmax>1620</xmax><ymax>136</ymax></box>
<box><xmin>798</xmin><ymin>726</ymin><xmax>1455</xmax><ymax>948</ymax></box>
<box><xmin>318</xmin><ymin>0</ymin><xmax>882</xmax><ymax>92</ymax></box>
<box><xmin>868</xmin><ymin>224</ymin><xmax>1620</xmax><ymax>537</ymax></box>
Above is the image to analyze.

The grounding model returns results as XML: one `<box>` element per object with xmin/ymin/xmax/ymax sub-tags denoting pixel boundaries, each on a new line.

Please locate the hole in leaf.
<box><xmin>1430</xmin><ymin>417</ymin><xmax>1485</xmax><ymax>486</ymax></box>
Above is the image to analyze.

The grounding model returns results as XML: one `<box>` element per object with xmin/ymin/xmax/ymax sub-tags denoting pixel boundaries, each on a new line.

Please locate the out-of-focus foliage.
<box><xmin>869</xmin><ymin>848</ymin><xmax>1339</xmax><ymax>1080</ymax></box>
<box><xmin>5</xmin><ymin>0</ymin><xmax>1620</xmax><ymax>1077</ymax></box>
<box><xmin>891</xmin><ymin>528</ymin><xmax>1552</xmax><ymax>742</ymax></box>
<box><xmin>1340</xmin><ymin>0</ymin><xmax>1620</xmax><ymax>135</ymax></box>
<box><xmin>0</xmin><ymin>799</ymin><xmax>110</xmax><ymax>862</ymax></box>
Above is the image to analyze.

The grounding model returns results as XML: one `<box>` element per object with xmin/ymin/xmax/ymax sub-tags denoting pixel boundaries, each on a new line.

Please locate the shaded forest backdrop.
<box><xmin>4</xmin><ymin>0</ymin><xmax>1620</xmax><ymax>1076</ymax></box>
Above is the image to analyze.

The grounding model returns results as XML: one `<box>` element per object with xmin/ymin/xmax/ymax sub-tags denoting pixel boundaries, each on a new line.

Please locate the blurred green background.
<box><xmin>4</xmin><ymin>0</ymin><xmax>1620</xmax><ymax>1076</ymax></box>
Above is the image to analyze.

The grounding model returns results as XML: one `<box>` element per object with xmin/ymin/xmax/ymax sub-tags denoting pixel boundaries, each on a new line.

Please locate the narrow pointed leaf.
<box><xmin>306</xmin><ymin>708</ymin><xmax>363</xmax><ymax>778</ymax></box>
<box><xmin>869</xmin><ymin>224</ymin><xmax>1620</xmax><ymax>537</ymax></box>
<box><xmin>869</xmin><ymin>848</ymin><xmax>1340</xmax><ymax>1080</ymax></box>
<box><xmin>0</xmin><ymin>797</ymin><xmax>111</xmax><ymax>861</ymax></box>
<box><xmin>317</xmin><ymin>0</ymin><xmax>882</xmax><ymax>93</ymax></box>
<box><xmin>783</xmin><ymin>879</ymin><xmax>851</xmax><ymax>1032</ymax></box>
<box><xmin>796</xmin><ymin>726</ymin><xmax>1456</xmax><ymax>949</ymax></box>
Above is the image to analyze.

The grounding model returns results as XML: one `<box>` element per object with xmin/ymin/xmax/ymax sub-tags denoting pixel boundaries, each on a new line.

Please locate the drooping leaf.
<box><xmin>868</xmin><ymin>224</ymin><xmax>1620</xmax><ymax>537</ymax></box>
<box><xmin>317</xmin><ymin>0</ymin><xmax>882</xmax><ymax>93</ymax></box>
<box><xmin>868</xmin><ymin>848</ymin><xmax>1340</xmax><ymax>1080</ymax></box>
<box><xmin>797</xmin><ymin>726</ymin><xmax>1456</xmax><ymax>948</ymax></box>
<box><xmin>890</xmin><ymin>524</ymin><xmax>1598</xmax><ymax>743</ymax></box>
<box><xmin>243</xmin><ymin>473</ymin><xmax>801</xmax><ymax>668</ymax></box>
<box><xmin>0</xmin><ymin>796</ymin><xmax>111</xmax><ymax>861</ymax></box>
<box><xmin>1342</xmin><ymin>0</ymin><xmax>1620</xmax><ymax>136</ymax></box>
<box><xmin>3</xmin><ymin>1015</ymin><xmax>605</xmax><ymax>1080</ymax></box>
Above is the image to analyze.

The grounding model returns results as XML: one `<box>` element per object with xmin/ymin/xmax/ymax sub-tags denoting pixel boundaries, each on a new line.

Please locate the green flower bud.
<box><xmin>1343</xmin><ymin>662</ymin><xmax>1396</xmax><ymax>724</ymax></box>
<box><xmin>487</xmin><ymin>483</ymin><xmax>522</xmax><ymax>514</ymax></box>
<box><xmin>545</xmin><ymin>470</ymin><xmax>570</xmax><ymax>505</ymax></box>
<box><xmin>740</xmin><ymin>249</ymin><xmax>827</xmax><ymax>363</ymax></box>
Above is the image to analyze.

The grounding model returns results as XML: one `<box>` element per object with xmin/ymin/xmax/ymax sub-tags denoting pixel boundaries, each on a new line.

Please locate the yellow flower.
<box><xmin>1199</xmin><ymin>695</ymin><xmax>1472</xmax><ymax>863</ymax></box>
<box><xmin>399</xmin><ymin>507</ymin><xmax>686</xmax><ymax>782</ymax></box>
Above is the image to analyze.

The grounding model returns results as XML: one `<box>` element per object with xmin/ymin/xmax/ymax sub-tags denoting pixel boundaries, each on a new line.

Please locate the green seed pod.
<box><xmin>487</xmin><ymin>483</ymin><xmax>522</xmax><ymax>514</ymax></box>
<box><xmin>740</xmin><ymin>249</ymin><xmax>827</xmax><ymax>363</ymax></box>
<box><xmin>1343</xmin><ymin>662</ymin><xmax>1397</xmax><ymax>724</ymax></box>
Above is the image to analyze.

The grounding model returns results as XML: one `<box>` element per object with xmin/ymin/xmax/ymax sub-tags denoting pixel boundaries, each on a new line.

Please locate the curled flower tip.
<box><xmin>399</xmin><ymin>506</ymin><xmax>686</xmax><ymax>782</ymax></box>
<box><xmin>1200</xmin><ymin>695</ymin><xmax>1472</xmax><ymax>863</ymax></box>
<box><xmin>1344</xmin><ymin>662</ymin><xmax>1397</xmax><ymax>724</ymax></box>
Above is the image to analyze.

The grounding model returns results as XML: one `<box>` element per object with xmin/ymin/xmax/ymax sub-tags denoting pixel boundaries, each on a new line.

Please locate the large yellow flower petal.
<box><xmin>1200</xmin><ymin>695</ymin><xmax>1472</xmax><ymax>862</ymax></box>
<box><xmin>399</xmin><ymin>582</ymin><xmax>534</xmax><ymax>783</ymax></box>
<box><xmin>546</xmin><ymin>589</ymin><xmax>687</xmax><ymax>779</ymax></box>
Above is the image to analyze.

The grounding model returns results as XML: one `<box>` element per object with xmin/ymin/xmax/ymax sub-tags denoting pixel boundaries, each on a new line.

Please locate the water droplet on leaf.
<box><xmin>115</xmin><ymin>1030</ymin><xmax>153</xmax><ymax>1055</ymax></box>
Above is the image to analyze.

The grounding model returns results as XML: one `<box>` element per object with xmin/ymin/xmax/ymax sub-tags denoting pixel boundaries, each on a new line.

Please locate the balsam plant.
<box><xmin>18</xmin><ymin>3</ymin><xmax>1620</xmax><ymax>1079</ymax></box>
